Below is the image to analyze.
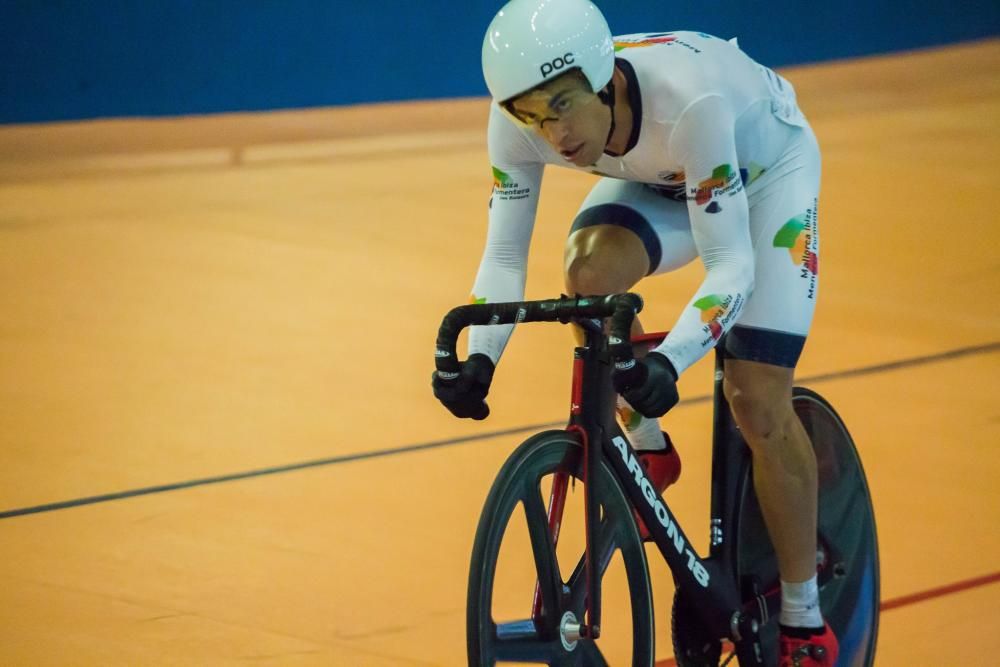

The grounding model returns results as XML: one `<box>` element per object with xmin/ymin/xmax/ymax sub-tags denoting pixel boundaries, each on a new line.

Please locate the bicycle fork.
<box><xmin>530</xmin><ymin>350</ymin><xmax>603</xmax><ymax>641</ymax></box>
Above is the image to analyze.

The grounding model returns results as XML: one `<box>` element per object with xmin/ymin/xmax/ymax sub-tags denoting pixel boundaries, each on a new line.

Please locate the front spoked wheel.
<box><xmin>467</xmin><ymin>430</ymin><xmax>654</xmax><ymax>666</ymax></box>
<box><xmin>735</xmin><ymin>387</ymin><xmax>880</xmax><ymax>666</ymax></box>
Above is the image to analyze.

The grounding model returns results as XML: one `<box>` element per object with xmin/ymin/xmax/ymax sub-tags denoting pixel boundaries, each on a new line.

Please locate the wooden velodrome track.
<box><xmin>1</xmin><ymin>40</ymin><xmax>998</xmax><ymax>665</ymax></box>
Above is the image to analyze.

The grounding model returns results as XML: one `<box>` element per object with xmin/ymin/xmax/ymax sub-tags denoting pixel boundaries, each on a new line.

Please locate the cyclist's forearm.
<box><xmin>656</xmin><ymin>187</ymin><xmax>755</xmax><ymax>374</ymax></box>
<box><xmin>468</xmin><ymin>270</ymin><xmax>526</xmax><ymax>364</ymax></box>
<box><xmin>467</xmin><ymin>220</ymin><xmax>534</xmax><ymax>364</ymax></box>
<box><xmin>656</xmin><ymin>260</ymin><xmax>753</xmax><ymax>374</ymax></box>
<box><xmin>467</xmin><ymin>151</ymin><xmax>542</xmax><ymax>364</ymax></box>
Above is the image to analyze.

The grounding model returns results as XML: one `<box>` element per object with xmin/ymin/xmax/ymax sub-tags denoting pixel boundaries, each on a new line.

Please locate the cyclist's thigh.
<box><xmin>569</xmin><ymin>178</ymin><xmax>698</xmax><ymax>276</ymax></box>
<box><xmin>728</xmin><ymin>125</ymin><xmax>822</xmax><ymax>368</ymax></box>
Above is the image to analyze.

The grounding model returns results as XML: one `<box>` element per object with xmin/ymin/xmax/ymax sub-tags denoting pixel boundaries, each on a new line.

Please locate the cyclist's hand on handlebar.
<box><xmin>612</xmin><ymin>351</ymin><xmax>679</xmax><ymax>418</ymax></box>
<box><xmin>432</xmin><ymin>353</ymin><xmax>496</xmax><ymax>420</ymax></box>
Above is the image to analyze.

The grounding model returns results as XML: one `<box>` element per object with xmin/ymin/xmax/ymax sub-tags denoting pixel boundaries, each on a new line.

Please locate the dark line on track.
<box><xmin>654</xmin><ymin>570</ymin><xmax>1000</xmax><ymax>666</ymax></box>
<box><xmin>0</xmin><ymin>423</ymin><xmax>558</xmax><ymax>520</ymax></box>
<box><xmin>795</xmin><ymin>340</ymin><xmax>999</xmax><ymax>384</ymax></box>
<box><xmin>1</xmin><ymin>341</ymin><xmax>996</xmax><ymax>520</ymax></box>
<box><xmin>878</xmin><ymin>570</ymin><xmax>1000</xmax><ymax>611</ymax></box>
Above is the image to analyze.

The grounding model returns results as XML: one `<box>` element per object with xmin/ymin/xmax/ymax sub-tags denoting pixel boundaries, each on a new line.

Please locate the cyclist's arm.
<box><xmin>467</xmin><ymin>108</ymin><xmax>545</xmax><ymax>364</ymax></box>
<box><xmin>654</xmin><ymin>94</ymin><xmax>754</xmax><ymax>375</ymax></box>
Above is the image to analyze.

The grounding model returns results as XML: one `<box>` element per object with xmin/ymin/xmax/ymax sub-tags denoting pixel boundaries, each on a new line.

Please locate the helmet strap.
<box><xmin>598</xmin><ymin>77</ymin><xmax>618</xmax><ymax>156</ymax></box>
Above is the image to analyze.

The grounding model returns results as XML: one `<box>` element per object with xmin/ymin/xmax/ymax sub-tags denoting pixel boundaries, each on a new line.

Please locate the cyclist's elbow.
<box><xmin>740</xmin><ymin>267</ymin><xmax>755</xmax><ymax>300</ymax></box>
<box><xmin>718</xmin><ymin>260</ymin><xmax>754</xmax><ymax>300</ymax></box>
<box><xmin>703</xmin><ymin>247</ymin><xmax>754</xmax><ymax>297</ymax></box>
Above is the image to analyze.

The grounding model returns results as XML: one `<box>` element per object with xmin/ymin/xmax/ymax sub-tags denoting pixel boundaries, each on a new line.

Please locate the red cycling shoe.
<box><xmin>634</xmin><ymin>432</ymin><xmax>682</xmax><ymax>540</ymax></box>
<box><xmin>779</xmin><ymin>623</ymin><xmax>839</xmax><ymax>667</ymax></box>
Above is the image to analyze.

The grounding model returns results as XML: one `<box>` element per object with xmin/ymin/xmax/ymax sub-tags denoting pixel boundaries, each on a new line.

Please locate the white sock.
<box><xmin>616</xmin><ymin>395</ymin><xmax>665</xmax><ymax>452</ymax></box>
<box><xmin>779</xmin><ymin>575</ymin><xmax>823</xmax><ymax>628</ymax></box>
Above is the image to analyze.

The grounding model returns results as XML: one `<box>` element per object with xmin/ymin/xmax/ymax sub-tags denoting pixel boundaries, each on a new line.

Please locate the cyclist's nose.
<box><xmin>542</xmin><ymin>119</ymin><xmax>571</xmax><ymax>146</ymax></box>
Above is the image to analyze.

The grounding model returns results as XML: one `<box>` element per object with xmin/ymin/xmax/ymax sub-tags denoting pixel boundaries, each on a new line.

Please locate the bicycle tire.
<box><xmin>735</xmin><ymin>387</ymin><xmax>880</xmax><ymax>666</ymax></box>
<box><xmin>467</xmin><ymin>430</ymin><xmax>654</xmax><ymax>666</ymax></box>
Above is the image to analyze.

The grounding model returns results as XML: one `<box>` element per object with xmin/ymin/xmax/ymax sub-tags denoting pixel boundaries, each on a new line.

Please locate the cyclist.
<box><xmin>434</xmin><ymin>1</ymin><xmax>836</xmax><ymax>663</ymax></box>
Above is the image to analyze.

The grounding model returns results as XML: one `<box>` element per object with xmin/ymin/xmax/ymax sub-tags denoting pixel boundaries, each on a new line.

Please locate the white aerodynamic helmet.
<box><xmin>482</xmin><ymin>0</ymin><xmax>615</xmax><ymax>104</ymax></box>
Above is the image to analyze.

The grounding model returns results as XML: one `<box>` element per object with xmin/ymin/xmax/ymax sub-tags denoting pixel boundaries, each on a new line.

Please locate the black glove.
<box><xmin>612</xmin><ymin>351</ymin><xmax>679</xmax><ymax>418</ymax></box>
<box><xmin>432</xmin><ymin>353</ymin><xmax>496</xmax><ymax>420</ymax></box>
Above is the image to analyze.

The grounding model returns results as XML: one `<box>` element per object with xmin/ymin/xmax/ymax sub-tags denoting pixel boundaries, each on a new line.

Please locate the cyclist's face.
<box><xmin>508</xmin><ymin>74</ymin><xmax>608</xmax><ymax>166</ymax></box>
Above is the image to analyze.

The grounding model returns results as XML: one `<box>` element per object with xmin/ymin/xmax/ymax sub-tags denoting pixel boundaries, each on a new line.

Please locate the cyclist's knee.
<box><xmin>723</xmin><ymin>379</ymin><xmax>794</xmax><ymax>450</ymax></box>
<box><xmin>566</xmin><ymin>256</ymin><xmax>619</xmax><ymax>295</ymax></box>
<box><xmin>564</xmin><ymin>224</ymin><xmax>648</xmax><ymax>295</ymax></box>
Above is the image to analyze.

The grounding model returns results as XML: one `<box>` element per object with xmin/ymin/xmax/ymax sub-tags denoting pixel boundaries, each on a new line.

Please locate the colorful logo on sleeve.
<box><xmin>614</xmin><ymin>32</ymin><xmax>706</xmax><ymax>53</ymax></box>
<box><xmin>692</xmin><ymin>292</ymin><xmax>744</xmax><ymax>345</ymax></box>
<box><xmin>492</xmin><ymin>166</ymin><xmax>512</xmax><ymax>190</ymax></box>
<box><xmin>470</xmin><ymin>294</ymin><xmax>487</xmax><ymax>305</ymax></box>
<box><xmin>490</xmin><ymin>165</ymin><xmax>531</xmax><ymax>203</ymax></box>
<box><xmin>690</xmin><ymin>164</ymin><xmax>742</xmax><ymax>214</ymax></box>
<box><xmin>772</xmin><ymin>203</ymin><xmax>819</xmax><ymax>298</ymax></box>
<box><xmin>614</xmin><ymin>33</ymin><xmax>676</xmax><ymax>51</ymax></box>
<box><xmin>693</xmin><ymin>294</ymin><xmax>729</xmax><ymax>341</ymax></box>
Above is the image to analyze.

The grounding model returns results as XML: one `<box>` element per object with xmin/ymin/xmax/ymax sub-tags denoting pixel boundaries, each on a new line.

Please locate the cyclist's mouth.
<box><xmin>561</xmin><ymin>143</ymin><xmax>585</xmax><ymax>161</ymax></box>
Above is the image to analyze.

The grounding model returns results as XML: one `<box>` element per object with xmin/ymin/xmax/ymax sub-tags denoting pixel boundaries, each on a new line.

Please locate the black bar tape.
<box><xmin>434</xmin><ymin>294</ymin><xmax>644</xmax><ymax>380</ymax></box>
<box><xmin>607</xmin><ymin>293</ymin><xmax>643</xmax><ymax>374</ymax></box>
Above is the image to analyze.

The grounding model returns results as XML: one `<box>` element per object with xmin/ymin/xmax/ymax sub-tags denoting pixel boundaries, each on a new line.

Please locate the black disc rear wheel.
<box><xmin>736</xmin><ymin>387</ymin><xmax>880</xmax><ymax>666</ymax></box>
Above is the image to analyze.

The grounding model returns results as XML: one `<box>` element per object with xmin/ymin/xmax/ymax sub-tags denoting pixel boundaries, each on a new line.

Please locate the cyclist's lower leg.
<box><xmin>723</xmin><ymin>359</ymin><xmax>838</xmax><ymax>662</ymax></box>
<box><xmin>723</xmin><ymin>360</ymin><xmax>819</xmax><ymax>580</ymax></box>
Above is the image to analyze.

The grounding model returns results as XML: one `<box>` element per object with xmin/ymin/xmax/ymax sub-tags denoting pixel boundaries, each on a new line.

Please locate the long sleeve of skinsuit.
<box><xmin>652</xmin><ymin>94</ymin><xmax>755</xmax><ymax>375</ymax></box>
<box><xmin>467</xmin><ymin>106</ymin><xmax>545</xmax><ymax>364</ymax></box>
